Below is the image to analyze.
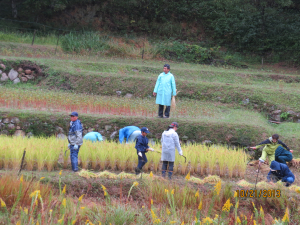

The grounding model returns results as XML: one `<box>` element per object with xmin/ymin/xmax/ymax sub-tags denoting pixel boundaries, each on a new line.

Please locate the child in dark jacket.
<box><xmin>134</xmin><ymin>127</ymin><xmax>153</xmax><ymax>175</ymax></box>
<box><xmin>267</xmin><ymin>161</ymin><xmax>295</xmax><ymax>187</ymax></box>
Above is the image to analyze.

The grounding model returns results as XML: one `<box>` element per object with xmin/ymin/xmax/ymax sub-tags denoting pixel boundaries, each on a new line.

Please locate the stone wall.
<box><xmin>0</xmin><ymin>62</ymin><xmax>43</xmax><ymax>84</ymax></box>
<box><xmin>0</xmin><ymin>110</ymin><xmax>290</xmax><ymax>149</ymax></box>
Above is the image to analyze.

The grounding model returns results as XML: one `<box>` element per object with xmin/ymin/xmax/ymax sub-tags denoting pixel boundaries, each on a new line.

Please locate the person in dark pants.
<box><xmin>161</xmin><ymin>122</ymin><xmax>183</xmax><ymax>179</ymax></box>
<box><xmin>67</xmin><ymin>112</ymin><xmax>83</xmax><ymax>172</ymax></box>
<box><xmin>135</xmin><ymin>127</ymin><xmax>154</xmax><ymax>175</ymax></box>
<box><xmin>275</xmin><ymin>146</ymin><xmax>293</xmax><ymax>164</ymax></box>
<box><xmin>153</xmin><ymin>64</ymin><xmax>177</xmax><ymax>118</ymax></box>
<box><xmin>267</xmin><ymin>161</ymin><xmax>295</xmax><ymax>187</ymax></box>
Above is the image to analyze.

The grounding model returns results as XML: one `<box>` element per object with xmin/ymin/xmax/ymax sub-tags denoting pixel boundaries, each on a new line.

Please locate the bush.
<box><xmin>61</xmin><ymin>32</ymin><xmax>109</xmax><ymax>53</ymax></box>
<box><xmin>157</xmin><ymin>41</ymin><xmax>219</xmax><ymax>64</ymax></box>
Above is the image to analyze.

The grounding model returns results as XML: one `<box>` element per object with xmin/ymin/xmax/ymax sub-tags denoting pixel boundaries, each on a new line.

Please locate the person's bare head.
<box><xmin>163</xmin><ymin>64</ymin><xmax>170</xmax><ymax>74</ymax></box>
<box><xmin>272</xmin><ymin>134</ymin><xmax>279</xmax><ymax>142</ymax></box>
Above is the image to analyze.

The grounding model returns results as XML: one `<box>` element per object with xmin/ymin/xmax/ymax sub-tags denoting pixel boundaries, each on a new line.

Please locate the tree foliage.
<box><xmin>1</xmin><ymin>0</ymin><xmax>300</xmax><ymax>58</ymax></box>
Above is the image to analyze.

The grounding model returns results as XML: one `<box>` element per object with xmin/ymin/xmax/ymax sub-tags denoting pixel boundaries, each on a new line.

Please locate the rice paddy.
<box><xmin>0</xmin><ymin>136</ymin><xmax>248</xmax><ymax>178</ymax></box>
<box><xmin>0</xmin><ymin>87</ymin><xmax>270</xmax><ymax>127</ymax></box>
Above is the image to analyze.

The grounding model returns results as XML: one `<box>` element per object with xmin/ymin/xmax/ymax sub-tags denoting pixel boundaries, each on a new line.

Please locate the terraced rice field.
<box><xmin>0</xmin><ymin>136</ymin><xmax>248</xmax><ymax>178</ymax></box>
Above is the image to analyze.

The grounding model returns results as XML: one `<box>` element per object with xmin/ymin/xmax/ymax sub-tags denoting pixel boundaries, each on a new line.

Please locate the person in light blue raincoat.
<box><xmin>83</xmin><ymin>132</ymin><xmax>103</xmax><ymax>143</ymax></box>
<box><xmin>119</xmin><ymin>126</ymin><xmax>141</xmax><ymax>144</ymax></box>
<box><xmin>153</xmin><ymin>64</ymin><xmax>177</xmax><ymax>118</ymax></box>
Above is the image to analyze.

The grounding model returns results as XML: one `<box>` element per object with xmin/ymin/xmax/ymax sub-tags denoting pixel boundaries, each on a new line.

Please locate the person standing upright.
<box><xmin>153</xmin><ymin>64</ymin><xmax>177</xmax><ymax>118</ymax></box>
<box><xmin>161</xmin><ymin>122</ymin><xmax>183</xmax><ymax>179</ymax></box>
<box><xmin>68</xmin><ymin>112</ymin><xmax>83</xmax><ymax>172</ymax></box>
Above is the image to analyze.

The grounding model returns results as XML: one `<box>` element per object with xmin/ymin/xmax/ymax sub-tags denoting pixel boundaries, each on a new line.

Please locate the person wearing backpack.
<box><xmin>161</xmin><ymin>122</ymin><xmax>183</xmax><ymax>179</ymax></box>
<box><xmin>67</xmin><ymin>112</ymin><xmax>83</xmax><ymax>172</ymax></box>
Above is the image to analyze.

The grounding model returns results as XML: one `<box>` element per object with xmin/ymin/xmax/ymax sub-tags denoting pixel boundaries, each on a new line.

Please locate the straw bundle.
<box><xmin>256</xmin><ymin>181</ymin><xmax>274</xmax><ymax>189</ymax></box>
<box><xmin>78</xmin><ymin>169</ymin><xmax>99</xmax><ymax>179</ymax></box>
<box><xmin>289</xmin><ymin>185</ymin><xmax>300</xmax><ymax>193</ymax></box>
<box><xmin>190</xmin><ymin>176</ymin><xmax>204</xmax><ymax>184</ymax></box>
<box><xmin>236</xmin><ymin>179</ymin><xmax>254</xmax><ymax>188</ymax></box>
<box><xmin>117</xmin><ymin>172</ymin><xmax>137</xmax><ymax>179</ymax></box>
<box><xmin>171</xmin><ymin>90</ymin><xmax>180</xmax><ymax>111</ymax></box>
<box><xmin>203</xmin><ymin>175</ymin><xmax>221</xmax><ymax>184</ymax></box>
<box><xmin>290</xmin><ymin>159</ymin><xmax>300</xmax><ymax>168</ymax></box>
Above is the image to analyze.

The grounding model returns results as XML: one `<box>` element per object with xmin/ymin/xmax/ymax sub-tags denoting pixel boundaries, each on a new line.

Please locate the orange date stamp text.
<box><xmin>235</xmin><ymin>189</ymin><xmax>281</xmax><ymax>198</ymax></box>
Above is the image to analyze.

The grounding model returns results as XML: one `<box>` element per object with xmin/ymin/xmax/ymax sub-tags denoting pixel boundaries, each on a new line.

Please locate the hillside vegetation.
<box><xmin>1</xmin><ymin>0</ymin><xmax>300</xmax><ymax>64</ymax></box>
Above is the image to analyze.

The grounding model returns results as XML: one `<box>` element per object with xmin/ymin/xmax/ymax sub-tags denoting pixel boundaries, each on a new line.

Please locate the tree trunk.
<box><xmin>12</xmin><ymin>0</ymin><xmax>17</xmax><ymax>18</ymax></box>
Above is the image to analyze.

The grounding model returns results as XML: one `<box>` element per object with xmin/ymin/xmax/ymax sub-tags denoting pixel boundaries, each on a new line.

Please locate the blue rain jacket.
<box><xmin>153</xmin><ymin>72</ymin><xmax>176</xmax><ymax>106</ymax></box>
<box><xmin>267</xmin><ymin>161</ymin><xmax>295</xmax><ymax>182</ymax></box>
<box><xmin>68</xmin><ymin>119</ymin><xmax>83</xmax><ymax>145</ymax></box>
<box><xmin>119</xmin><ymin>126</ymin><xmax>141</xmax><ymax>143</ymax></box>
<box><xmin>161</xmin><ymin>128</ymin><xmax>182</xmax><ymax>162</ymax></box>
<box><xmin>83</xmin><ymin>132</ymin><xmax>103</xmax><ymax>143</ymax></box>
<box><xmin>135</xmin><ymin>134</ymin><xmax>149</xmax><ymax>153</ymax></box>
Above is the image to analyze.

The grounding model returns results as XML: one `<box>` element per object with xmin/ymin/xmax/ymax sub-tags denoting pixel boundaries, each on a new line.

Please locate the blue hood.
<box><xmin>270</xmin><ymin>161</ymin><xmax>281</xmax><ymax>170</ymax></box>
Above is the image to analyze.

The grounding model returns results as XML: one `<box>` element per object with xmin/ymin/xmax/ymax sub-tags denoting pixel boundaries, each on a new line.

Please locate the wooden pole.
<box><xmin>142</xmin><ymin>39</ymin><xmax>145</xmax><ymax>59</ymax></box>
<box><xmin>18</xmin><ymin>149</ymin><xmax>26</xmax><ymax>175</ymax></box>
<box><xmin>31</xmin><ymin>30</ymin><xmax>36</xmax><ymax>46</ymax></box>
<box><xmin>55</xmin><ymin>32</ymin><xmax>60</xmax><ymax>54</ymax></box>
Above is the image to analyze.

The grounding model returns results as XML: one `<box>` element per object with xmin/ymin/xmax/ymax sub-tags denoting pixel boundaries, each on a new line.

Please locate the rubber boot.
<box><xmin>162</xmin><ymin>170</ymin><xmax>166</xmax><ymax>178</ymax></box>
<box><xmin>71</xmin><ymin>162</ymin><xmax>78</xmax><ymax>172</ymax></box>
<box><xmin>135</xmin><ymin>167</ymin><xmax>141</xmax><ymax>175</ymax></box>
<box><xmin>168</xmin><ymin>171</ymin><xmax>173</xmax><ymax>180</ymax></box>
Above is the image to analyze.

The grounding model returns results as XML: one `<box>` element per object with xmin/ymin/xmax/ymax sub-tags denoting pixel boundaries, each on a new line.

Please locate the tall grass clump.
<box><xmin>0</xmin><ymin>136</ymin><xmax>64</xmax><ymax>171</ymax></box>
<box><xmin>0</xmin><ymin>30</ymin><xmax>58</xmax><ymax>45</ymax></box>
<box><xmin>61</xmin><ymin>32</ymin><xmax>109</xmax><ymax>53</ymax></box>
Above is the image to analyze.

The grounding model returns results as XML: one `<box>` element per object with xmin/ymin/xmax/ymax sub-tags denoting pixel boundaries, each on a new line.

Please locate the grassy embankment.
<box><xmin>1</xmin><ymin>45</ymin><xmax>300</xmax><ymax>149</ymax></box>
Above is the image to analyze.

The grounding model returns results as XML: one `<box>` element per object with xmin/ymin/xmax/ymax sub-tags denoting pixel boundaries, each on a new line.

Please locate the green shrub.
<box><xmin>157</xmin><ymin>41</ymin><xmax>219</xmax><ymax>64</ymax></box>
<box><xmin>61</xmin><ymin>32</ymin><xmax>109</xmax><ymax>53</ymax></box>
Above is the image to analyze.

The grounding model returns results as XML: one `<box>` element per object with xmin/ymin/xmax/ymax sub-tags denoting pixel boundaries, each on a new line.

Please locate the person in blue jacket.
<box><xmin>67</xmin><ymin>112</ymin><xmax>83</xmax><ymax>172</ymax></box>
<box><xmin>83</xmin><ymin>132</ymin><xmax>103</xmax><ymax>143</ymax></box>
<box><xmin>135</xmin><ymin>127</ymin><xmax>154</xmax><ymax>175</ymax></box>
<box><xmin>153</xmin><ymin>64</ymin><xmax>177</xmax><ymax>118</ymax></box>
<box><xmin>119</xmin><ymin>126</ymin><xmax>141</xmax><ymax>144</ymax></box>
<box><xmin>267</xmin><ymin>161</ymin><xmax>295</xmax><ymax>187</ymax></box>
<box><xmin>275</xmin><ymin>146</ymin><xmax>293</xmax><ymax>164</ymax></box>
